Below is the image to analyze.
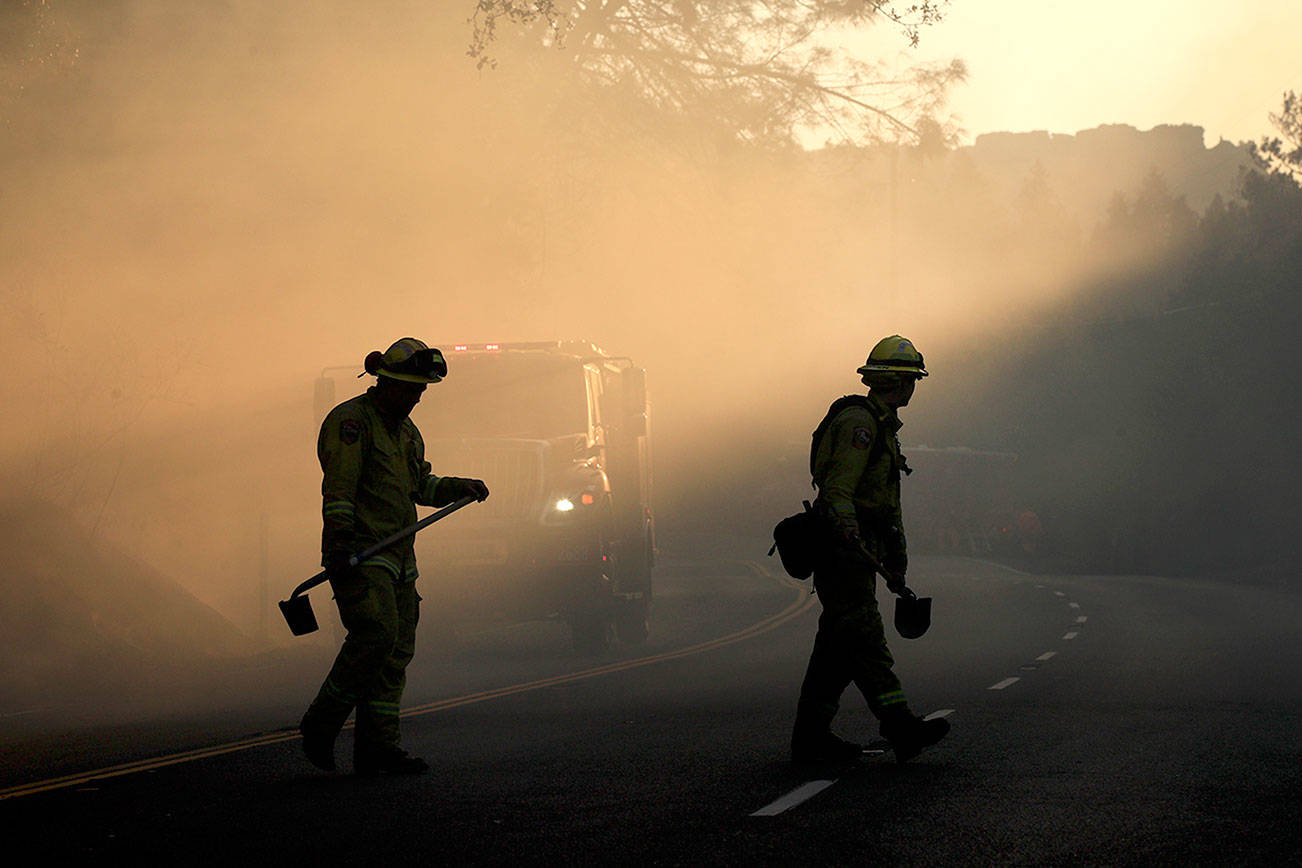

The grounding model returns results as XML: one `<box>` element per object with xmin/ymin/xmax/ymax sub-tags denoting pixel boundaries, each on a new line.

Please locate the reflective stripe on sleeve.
<box><xmin>358</xmin><ymin>555</ymin><xmax>403</xmax><ymax>581</ymax></box>
<box><xmin>877</xmin><ymin>690</ymin><xmax>908</xmax><ymax>707</ymax></box>
<box><xmin>323</xmin><ymin>501</ymin><xmax>356</xmax><ymax>517</ymax></box>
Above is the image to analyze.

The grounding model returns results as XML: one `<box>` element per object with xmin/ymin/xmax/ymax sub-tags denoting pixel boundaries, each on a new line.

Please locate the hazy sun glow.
<box><xmin>853</xmin><ymin>0</ymin><xmax>1302</xmax><ymax>145</ymax></box>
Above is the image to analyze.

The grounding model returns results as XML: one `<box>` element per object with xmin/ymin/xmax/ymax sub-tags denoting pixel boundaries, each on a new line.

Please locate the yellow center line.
<box><xmin>0</xmin><ymin>563</ymin><xmax>813</xmax><ymax>802</ymax></box>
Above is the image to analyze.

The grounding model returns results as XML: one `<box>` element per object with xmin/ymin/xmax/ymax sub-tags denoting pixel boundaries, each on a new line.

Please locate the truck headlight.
<box><xmin>554</xmin><ymin>498</ymin><xmax>575</xmax><ymax>512</ymax></box>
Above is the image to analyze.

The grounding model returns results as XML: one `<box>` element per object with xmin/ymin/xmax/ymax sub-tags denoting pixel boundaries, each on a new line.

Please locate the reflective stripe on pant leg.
<box><xmin>360</xmin><ymin>700</ymin><xmax>400</xmax><ymax>717</ymax></box>
<box><xmin>876</xmin><ymin>689</ymin><xmax>908</xmax><ymax>708</ymax></box>
<box><xmin>848</xmin><ymin>609</ymin><xmax>907</xmax><ymax>718</ymax></box>
<box><xmin>321</xmin><ymin>677</ymin><xmax>358</xmax><ymax>705</ymax></box>
<box><xmin>813</xmin><ymin>558</ymin><xmax>907</xmax><ymax>720</ymax></box>
<box><xmin>313</xmin><ymin>565</ymin><xmax>399</xmax><ymax>724</ymax></box>
<box><xmin>795</xmin><ymin>609</ymin><xmax>855</xmax><ymax>730</ymax></box>
<box><xmin>355</xmin><ymin>580</ymin><xmax>419</xmax><ymax>749</ymax></box>
<box><xmin>842</xmin><ymin>599</ymin><xmax>906</xmax><ymax>717</ymax></box>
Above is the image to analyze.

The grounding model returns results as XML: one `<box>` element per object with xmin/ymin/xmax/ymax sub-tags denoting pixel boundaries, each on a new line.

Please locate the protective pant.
<box><xmin>303</xmin><ymin>563</ymin><xmax>419</xmax><ymax>751</ymax></box>
<box><xmin>794</xmin><ymin>548</ymin><xmax>909</xmax><ymax>736</ymax></box>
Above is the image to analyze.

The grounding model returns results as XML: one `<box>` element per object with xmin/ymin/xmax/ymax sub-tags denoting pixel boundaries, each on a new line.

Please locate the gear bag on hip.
<box><xmin>768</xmin><ymin>500</ymin><xmax>824</xmax><ymax>580</ymax></box>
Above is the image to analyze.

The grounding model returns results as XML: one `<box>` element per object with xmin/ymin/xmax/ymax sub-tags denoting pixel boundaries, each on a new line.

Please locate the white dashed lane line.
<box><xmin>751</xmin><ymin>780</ymin><xmax>838</xmax><ymax>817</ymax></box>
<box><xmin>751</xmin><ymin>709</ymin><xmax>956</xmax><ymax>817</ymax></box>
<box><xmin>988</xmin><ymin>582</ymin><xmax>1089</xmax><ymax>696</ymax></box>
<box><xmin>753</xmin><ymin>579</ymin><xmax>1091</xmax><ymax>820</ymax></box>
<box><xmin>811</xmin><ymin>577</ymin><xmax>1092</xmax><ymax>814</ymax></box>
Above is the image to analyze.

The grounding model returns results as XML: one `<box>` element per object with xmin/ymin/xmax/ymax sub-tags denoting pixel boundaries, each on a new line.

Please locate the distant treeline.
<box><xmin>639</xmin><ymin>124</ymin><xmax>1297</xmax><ymax>584</ymax></box>
<box><xmin>932</xmin><ymin>167</ymin><xmax>1302</xmax><ymax>582</ymax></box>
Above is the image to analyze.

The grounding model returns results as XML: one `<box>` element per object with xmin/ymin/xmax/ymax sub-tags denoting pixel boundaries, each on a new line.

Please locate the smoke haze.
<box><xmin>1</xmin><ymin>1</ymin><xmax>1297</xmax><ymax>708</ymax></box>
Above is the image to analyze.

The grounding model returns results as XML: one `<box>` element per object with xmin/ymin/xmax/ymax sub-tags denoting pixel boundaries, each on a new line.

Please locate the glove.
<box><xmin>324</xmin><ymin>552</ymin><xmax>361</xmax><ymax>597</ymax></box>
<box><xmin>434</xmin><ymin>477</ymin><xmax>490</xmax><ymax>505</ymax></box>
<box><xmin>840</xmin><ymin>528</ymin><xmax>906</xmax><ymax>594</ymax></box>
<box><xmin>884</xmin><ymin>571</ymin><xmax>908</xmax><ymax>596</ymax></box>
<box><xmin>328</xmin><ymin>554</ymin><xmax>359</xmax><ymax>572</ymax></box>
<box><xmin>459</xmin><ymin>478</ymin><xmax>490</xmax><ymax>502</ymax></box>
<box><xmin>325</xmin><ymin>552</ymin><xmax>356</xmax><ymax>577</ymax></box>
<box><xmin>832</xmin><ymin>524</ymin><xmax>865</xmax><ymax>555</ymax></box>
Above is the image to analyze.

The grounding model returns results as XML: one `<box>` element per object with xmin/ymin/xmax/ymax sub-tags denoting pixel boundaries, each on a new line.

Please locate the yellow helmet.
<box><xmin>364</xmin><ymin>338</ymin><xmax>447</xmax><ymax>384</ymax></box>
<box><xmin>857</xmin><ymin>335</ymin><xmax>928</xmax><ymax>379</ymax></box>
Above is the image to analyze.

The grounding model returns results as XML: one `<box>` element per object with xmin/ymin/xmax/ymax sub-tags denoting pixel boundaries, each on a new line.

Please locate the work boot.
<box><xmin>791</xmin><ymin>730</ymin><xmax>865</xmax><ymax>764</ymax></box>
<box><xmin>354</xmin><ymin>744</ymin><xmax>430</xmax><ymax>776</ymax></box>
<box><xmin>299</xmin><ymin>706</ymin><xmax>350</xmax><ymax>772</ymax></box>
<box><xmin>879</xmin><ymin>713</ymin><xmax>950</xmax><ymax>763</ymax></box>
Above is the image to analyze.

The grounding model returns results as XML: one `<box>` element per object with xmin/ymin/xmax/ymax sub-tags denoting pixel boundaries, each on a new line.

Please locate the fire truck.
<box><xmin>314</xmin><ymin>341</ymin><xmax>655</xmax><ymax>652</ymax></box>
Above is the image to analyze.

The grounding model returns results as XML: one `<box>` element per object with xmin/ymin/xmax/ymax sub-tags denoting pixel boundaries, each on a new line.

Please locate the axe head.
<box><xmin>279</xmin><ymin>595</ymin><xmax>319</xmax><ymax>636</ymax></box>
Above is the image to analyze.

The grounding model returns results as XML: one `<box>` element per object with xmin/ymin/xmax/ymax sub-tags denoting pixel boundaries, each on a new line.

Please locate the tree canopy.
<box><xmin>467</xmin><ymin>1</ymin><xmax>964</xmax><ymax>146</ymax></box>
<box><xmin>1251</xmin><ymin>90</ymin><xmax>1302</xmax><ymax>184</ymax></box>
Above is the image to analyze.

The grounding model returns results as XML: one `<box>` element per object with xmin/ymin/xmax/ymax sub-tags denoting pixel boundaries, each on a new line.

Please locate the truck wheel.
<box><xmin>614</xmin><ymin>598</ymin><xmax>649</xmax><ymax>645</ymax></box>
<box><xmin>569</xmin><ymin>608</ymin><xmax>614</xmax><ymax>655</ymax></box>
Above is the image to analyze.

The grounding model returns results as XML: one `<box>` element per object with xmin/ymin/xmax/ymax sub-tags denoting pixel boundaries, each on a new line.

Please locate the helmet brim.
<box><xmin>857</xmin><ymin>364</ymin><xmax>928</xmax><ymax>378</ymax></box>
<box><xmin>373</xmin><ymin>345</ymin><xmax>447</xmax><ymax>383</ymax></box>
<box><xmin>377</xmin><ymin>369</ymin><xmax>444</xmax><ymax>384</ymax></box>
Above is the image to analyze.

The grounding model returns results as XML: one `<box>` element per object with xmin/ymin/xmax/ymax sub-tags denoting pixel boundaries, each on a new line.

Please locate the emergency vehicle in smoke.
<box><xmin>314</xmin><ymin>341</ymin><xmax>655</xmax><ymax>653</ymax></box>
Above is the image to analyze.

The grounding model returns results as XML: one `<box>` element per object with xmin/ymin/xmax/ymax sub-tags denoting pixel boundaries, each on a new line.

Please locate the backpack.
<box><xmin>811</xmin><ymin>394</ymin><xmax>910</xmax><ymax>480</ymax></box>
<box><xmin>768</xmin><ymin>397</ymin><xmax>877</xmax><ymax>580</ymax></box>
<box><xmin>809</xmin><ymin>394</ymin><xmax>879</xmax><ymax>478</ymax></box>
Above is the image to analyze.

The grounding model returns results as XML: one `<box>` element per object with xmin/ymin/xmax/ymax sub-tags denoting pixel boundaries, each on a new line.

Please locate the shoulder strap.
<box><xmin>809</xmin><ymin>395</ymin><xmax>877</xmax><ymax>477</ymax></box>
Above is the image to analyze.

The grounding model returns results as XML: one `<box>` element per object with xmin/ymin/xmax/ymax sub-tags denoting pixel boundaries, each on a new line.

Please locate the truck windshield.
<box><xmin>415</xmin><ymin>355</ymin><xmax>589</xmax><ymax>439</ymax></box>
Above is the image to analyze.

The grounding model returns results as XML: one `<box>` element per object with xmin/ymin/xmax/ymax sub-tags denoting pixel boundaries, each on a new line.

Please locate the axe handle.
<box><xmin>287</xmin><ymin>495</ymin><xmax>478</xmax><ymax>599</ymax></box>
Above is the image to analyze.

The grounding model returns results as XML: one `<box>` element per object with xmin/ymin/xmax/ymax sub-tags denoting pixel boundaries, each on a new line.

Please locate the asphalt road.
<box><xmin>2</xmin><ymin>543</ymin><xmax>1299</xmax><ymax>865</ymax></box>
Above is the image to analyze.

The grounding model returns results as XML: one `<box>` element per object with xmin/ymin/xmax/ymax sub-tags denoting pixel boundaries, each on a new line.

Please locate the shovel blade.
<box><xmin>894</xmin><ymin>595</ymin><xmax>931</xmax><ymax>639</ymax></box>
<box><xmin>279</xmin><ymin>595</ymin><xmax>319</xmax><ymax>636</ymax></box>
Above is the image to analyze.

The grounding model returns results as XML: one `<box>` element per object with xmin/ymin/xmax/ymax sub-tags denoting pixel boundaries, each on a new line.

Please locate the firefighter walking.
<box><xmin>791</xmin><ymin>335</ymin><xmax>950</xmax><ymax>763</ymax></box>
<box><xmin>299</xmin><ymin>338</ymin><xmax>489</xmax><ymax>775</ymax></box>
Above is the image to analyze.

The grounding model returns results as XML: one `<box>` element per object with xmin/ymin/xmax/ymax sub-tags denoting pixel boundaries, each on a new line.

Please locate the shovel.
<box><xmin>844</xmin><ymin>541</ymin><xmax>933</xmax><ymax>639</ymax></box>
<box><xmin>279</xmin><ymin>495</ymin><xmax>478</xmax><ymax>636</ymax></box>
<box><xmin>893</xmin><ymin>586</ymin><xmax>932</xmax><ymax>639</ymax></box>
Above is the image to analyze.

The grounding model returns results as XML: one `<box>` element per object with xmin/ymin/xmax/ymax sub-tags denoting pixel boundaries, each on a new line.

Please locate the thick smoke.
<box><xmin>0</xmin><ymin>0</ymin><xmax>1294</xmax><ymax>708</ymax></box>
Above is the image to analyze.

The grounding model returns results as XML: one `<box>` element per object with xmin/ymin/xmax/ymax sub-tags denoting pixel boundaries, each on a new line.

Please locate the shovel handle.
<box><xmin>847</xmin><ymin>541</ymin><xmax>913</xmax><ymax>598</ymax></box>
<box><xmin>287</xmin><ymin>495</ymin><xmax>478</xmax><ymax>599</ymax></box>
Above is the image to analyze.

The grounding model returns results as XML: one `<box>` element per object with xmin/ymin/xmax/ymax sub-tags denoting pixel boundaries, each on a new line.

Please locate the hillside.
<box><xmin>0</xmin><ymin>499</ymin><xmax>256</xmax><ymax>710</ymax></box>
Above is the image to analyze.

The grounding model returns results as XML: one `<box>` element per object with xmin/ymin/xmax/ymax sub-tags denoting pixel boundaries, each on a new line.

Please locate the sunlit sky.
<box><xmin>860</xmin><ymin>0</ymin><xmax>1302</xmax><ymax>146</ymax></box>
